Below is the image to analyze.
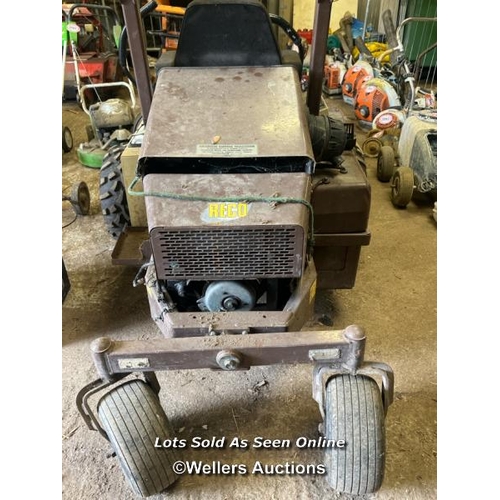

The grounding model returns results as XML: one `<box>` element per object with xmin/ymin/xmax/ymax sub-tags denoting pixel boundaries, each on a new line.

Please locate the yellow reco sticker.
<box><xmin>208</xmin><ymin>202</ymin><xmax>248</xmax><ymax>219</ymax></box>
<box><xmin>309</xmin><ymin>279</ymin><xmax>317</xmax><ymax>304</ymax></box>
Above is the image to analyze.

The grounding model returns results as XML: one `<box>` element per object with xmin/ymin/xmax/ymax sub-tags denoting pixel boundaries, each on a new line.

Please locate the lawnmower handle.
<box><xmin>78</xmin><ymin>81</ymin><xmax>137</xmax><ymax>117</ymax></box>
<box><xmin>67</xmin><ymin>3</ymin><xmax>121</xmax><ymax>27</ymax></box>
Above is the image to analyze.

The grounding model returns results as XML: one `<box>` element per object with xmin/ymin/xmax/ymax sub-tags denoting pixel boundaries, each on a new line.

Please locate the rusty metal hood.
<box><xmin>138</xmin><ymin>66</ymin><xmax>314</xmax><ymax>174</ymax></box>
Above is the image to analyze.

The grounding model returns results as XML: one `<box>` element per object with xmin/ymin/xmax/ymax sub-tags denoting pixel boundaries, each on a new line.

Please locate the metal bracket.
<box><xmin>312</xmin><ymin>360</ymin><xmax>395</xmax><ymax>422</ymax></box>
<box><xmin>75</xmin><ymin>371</ymin><xmax>161</xmax><ymax>440</ymax></box>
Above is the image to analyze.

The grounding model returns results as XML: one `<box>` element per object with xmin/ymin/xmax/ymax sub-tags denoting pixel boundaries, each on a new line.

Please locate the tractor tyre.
<box><xmin>324</xmin><ymin>374</ymin><xmax>386</xmax><ymax>495</ymax></box>
<box><xmin>391</xmin><ymin>166</ymin><xmax>414</xmax><ymax>208</ymax></box>
<box><xmin>62</xmin><ymin>126</ymin><xmax>73</xmax><ymax>153</ymax></box>
<box><xmin>98</xmin><ymin>380</ymin><xmax>179</xmax><ymax>497</ymax></box>
<box><xmin>99</xmin><ymin>144</ymin><xmax>130</xmax><ymax>239</ymax></box>
<box><xmin>377</xmin><ymin>145</ymin><xmax>395</xmax><ymax>182</ymax></box>
<box><xmin>70</xmin><ymin>181</ymin><xmax>91</xmax><ymax>216</ymax></box>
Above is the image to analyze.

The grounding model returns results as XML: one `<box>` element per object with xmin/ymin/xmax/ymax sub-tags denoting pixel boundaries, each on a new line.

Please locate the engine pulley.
<box><xmin>197</xmin><ymin>281</ymin><xmax>257</xmax><ymax>312</ymax></box>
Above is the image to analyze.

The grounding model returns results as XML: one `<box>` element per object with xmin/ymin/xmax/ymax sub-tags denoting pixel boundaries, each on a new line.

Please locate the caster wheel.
<box><xmin>362</xmin><ymin>137</ymin><xmax>383</xmax><ymax>158</ymax></box>
<box><xmin>62</xmin><ymin>126</ymin><xmax>73</xmax><ymax>153</ymax></box>
<box><xmin>391</xmin><ymin>166</ymin><xmax>414</xmax><ymax>208</ymax></box>
<box><xmin>377</xmin><ymin>145</ymin><xmax>395</xmax><ymax>182</ymax></box>
<box><xmin>98</xmin><ymin>380</ymin><xmax>179</xmax><ymax>497</ymax></box>
<box><xmin>70</xmin><ymin>181</ymin><xmax>90</xmax><ymax>216</ymax></box>
<box><xmin>324</xmin><ymin>374</ymin><xmax>386</xmax><ymax>495</ymax></box>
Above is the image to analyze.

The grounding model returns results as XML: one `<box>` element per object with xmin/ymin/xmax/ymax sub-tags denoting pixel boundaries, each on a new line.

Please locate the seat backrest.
<box><xmin>173</xmin><ymin>0</ymin><xmax>282</xmax><ymax>67</ymax></box>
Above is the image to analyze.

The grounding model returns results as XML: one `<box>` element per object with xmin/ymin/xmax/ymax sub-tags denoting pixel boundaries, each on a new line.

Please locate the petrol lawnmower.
<box><xmin>74</xmin><ymin>1</ymin><xmax>164</xmax><ymax>170</ymax></box>
<box><xmin>63</xmin><ymin>3</ymin><xmax>124</xmax><ymax>103</ymax></box>
<box><xmin>64</xmin><ymin>3</ymin><xmax>142</xmax><ymax>169</ymax></box>
<box><xmin>75</xmin><ymin>80</ymin><xmax>138</xmax><ymax>169</ymax></box>
<box><xmin>378</xmin><ymin>109</ymin><xmax>437</xmax><ymax>208</ymax></box>
<box><xmin>75</xmin><ymin>1</ymin><xmax>394</xmax><ymax>497</ymax></box>
<box><xmin>374</xmin><ymin>14</ymin><xmax>437</xmax><ymax>209</ymax></box>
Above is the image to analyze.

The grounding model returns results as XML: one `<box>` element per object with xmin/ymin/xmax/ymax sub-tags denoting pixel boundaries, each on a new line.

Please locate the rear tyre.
<box><xmin>62</xmin><ymin>126</ymin><xmax>73</xmax><ymax>152</ymax></box>
<box><xmin>99</xmin><ymin>144</ymin><xmax>130</xmax><ymax>238</ymax></box>
<box><xmin>70</xmin><ymin>181</ymin><xmax>90</xmax><ymax>216</ymax></box>
<box><xmin>377</xmin><ymin>145</ymin><xmax>395</xmax><ymax>182</ymax></box>
<box><xmin>324</xmin><ymin>374</ymin><xmax>385</xmax><ymax>495</ymax></box>
<box><xmin>391</xmin><ymin>166</ymin><xmax>414</xmax><ymax>208</ymax></box>
<box><xmin>98</xmin><ymin>380</ymin><xmax>179</xmax><ymax>497</ymax></box>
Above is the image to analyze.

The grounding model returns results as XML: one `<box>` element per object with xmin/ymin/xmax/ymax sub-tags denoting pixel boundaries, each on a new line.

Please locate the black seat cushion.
<box><xmin>173</xmin><ymin>0</ymin><xmax>282</xmax><ymax>67</ymax></box>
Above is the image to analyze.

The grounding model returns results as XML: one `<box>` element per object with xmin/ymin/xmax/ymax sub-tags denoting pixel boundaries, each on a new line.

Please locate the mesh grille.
<box><xmin>151</xmin><ymin>226</ymin><xmax>304</xmax><ymax>280</ymax></box>
<box><xmin>372</xmin><ymin>90</ymin><xmax>387</xmax><ymax>117</ymax></box>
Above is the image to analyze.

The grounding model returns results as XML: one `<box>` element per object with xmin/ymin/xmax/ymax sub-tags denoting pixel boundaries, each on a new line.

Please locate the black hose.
<box><xmin>269</xmin><ymin>14</ymin><xmax>304</xmax><ymax>62</ymax></box>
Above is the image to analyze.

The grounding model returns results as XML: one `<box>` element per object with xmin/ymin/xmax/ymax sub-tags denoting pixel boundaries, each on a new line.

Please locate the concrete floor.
<box><xmin>62</xmin><ymin>94</ymin><xmax>437</xmax><ymax>500</ymax></box>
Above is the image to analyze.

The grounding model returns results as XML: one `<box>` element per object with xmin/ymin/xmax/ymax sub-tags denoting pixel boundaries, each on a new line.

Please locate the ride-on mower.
<box><xmin>76</xmin><ymin>1</ymin><xmax>394</xmax><ymax>497</ymax></box>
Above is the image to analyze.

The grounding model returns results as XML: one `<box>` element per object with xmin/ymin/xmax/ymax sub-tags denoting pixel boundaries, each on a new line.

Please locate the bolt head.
<box><xmin>90</xmin><ymin>337</ymin><xmax>112</xmax><ymax>353</ymax></box>
<box><xmin>216</xmin><ymin>350</ymin><xmax>242</xmax><ymax>370</ymax></box>
<box><xmin>343</xmin><ymin>325</ymin><xmax>366</xmax><ymax>341</ymax></box>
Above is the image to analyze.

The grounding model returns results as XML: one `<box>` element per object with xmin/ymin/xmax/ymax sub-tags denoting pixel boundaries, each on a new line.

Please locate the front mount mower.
<box><xmin>76</xmin><ymin>0</ymin><xmax>395</xmax><ymax>497</ymax></box>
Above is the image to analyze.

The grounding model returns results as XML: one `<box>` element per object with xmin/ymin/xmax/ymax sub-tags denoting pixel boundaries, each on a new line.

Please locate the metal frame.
<box><xmin>77</xmin><ymin>325</ymin><xmax>394</xmax><ymax>438</ymax></box>
<box><xmin>66</xmin><ymin>3</ymin><xmax>123</xmax><ymax>95</ymax></box>
<box><xmin>377</xmin><ymin>16</ymin><xmax>437</xmax><ymax>113</ymax></box>
<box><xmin>76</xmin><ymin>371</ymin><xmax>161</xmax><ymax>441</ymax></box>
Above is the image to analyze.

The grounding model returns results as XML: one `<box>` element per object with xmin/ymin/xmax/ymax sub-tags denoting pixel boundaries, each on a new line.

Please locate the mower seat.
<box><xmin>155</xmin><ymin>0</ymin><xmax>302</xmax><ymax>75</ymax></box>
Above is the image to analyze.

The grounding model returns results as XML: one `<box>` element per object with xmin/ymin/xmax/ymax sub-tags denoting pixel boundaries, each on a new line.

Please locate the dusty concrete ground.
<box><xmin>62</xmin><ymin>94</ymin><xmax>436</xmax><ymax>500</ymax></box>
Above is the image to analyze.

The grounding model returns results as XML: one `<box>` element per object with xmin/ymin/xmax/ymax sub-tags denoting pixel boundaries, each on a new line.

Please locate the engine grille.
<box><xmin>151</xmin><ymin>225</ymin><xmax>304</xmax><ymax>280</ymax></box>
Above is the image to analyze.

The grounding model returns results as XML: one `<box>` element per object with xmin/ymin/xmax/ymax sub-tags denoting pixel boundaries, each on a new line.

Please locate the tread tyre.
<box><xmin>377</xmin><ymin>145</ymin><xmax>395</xmax><ymax>182</ymax></box>
<box><xmin>99</xmin><ymin>144</ymin><xmax>130</xmax><ymax>238</ymax></box>
<box><xmin>98</xmin><ymin>380</ymin><xmax>179</xmax><ymax>497</ymax></box>
<box><xmin>391</xmin><ymin>166</ymin><xmax>414</xmax><ymax>208</ymax></box>
<box><xmin>324</xmin><ymin>374</ymin><xmax>385</xmax><ymax>495</ymax></box>
<box><xmin>62</xmin><ymin>126</ymin><xmax>73</xmax><ymax>152</ymax></box>
<box><xmin>70</xmin><ymin>181</ymin><xmax>90</xmax><ymax>215</ymax></box>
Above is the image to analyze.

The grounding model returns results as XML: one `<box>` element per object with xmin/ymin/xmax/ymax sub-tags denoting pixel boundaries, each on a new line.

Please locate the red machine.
<box><xmin>62</xmin><ymin>3</ymin><xmax>123</xmax><ymax>102</ymax></box>
<box><xmin>323</xmin><ymin>58</ymin><xmax>346</xmax><ymax>96</ymax></box>
<box><xmin>354</xmin><ymin>77</ymin><xmax>401</xmax><ymax>129</ymax></box>
<box><xmin>341</xmin><ymin>60</ymin><xmax>373</xmax><ymax>105</ymax></box>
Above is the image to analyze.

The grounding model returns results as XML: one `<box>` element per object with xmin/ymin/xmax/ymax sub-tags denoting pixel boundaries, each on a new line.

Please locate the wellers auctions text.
<box><xmin>172</xmin><ymin>460</ymin><xmax>327</xmax><ymax>475</ymax></box>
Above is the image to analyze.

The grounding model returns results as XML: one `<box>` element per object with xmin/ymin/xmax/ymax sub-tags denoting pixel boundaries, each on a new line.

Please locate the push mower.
<box><xmin>374</xmin><ymin>14</ymin><xmax>437</xmax><ymax>209</ymax></box>
<box><xmin>75</xmin><ymin>1</ymin><xmax>394</xmax><ymax>497</ymax></box>
<box><xmin>63</xmin><ymin>3</ymin><xmax>124</xmax><ymax>102</ymax></box>
<box><xmin>64</xmin><ymin>3</ymin><xmax>139</xmax><ymax>169</ymax></box>
<box><xmin>75</xmin><ymin>79</ymin><xmax>137</xmax><ymax>168</ymax></box>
